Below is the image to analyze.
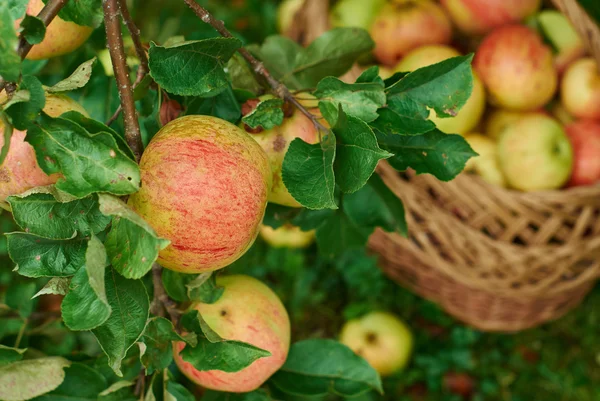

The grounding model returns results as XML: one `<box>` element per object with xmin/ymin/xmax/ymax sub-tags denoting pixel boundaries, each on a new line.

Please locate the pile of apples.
<box><xmin>280</xmin><ymin>0</ymin><xmax>600</xmax><ymax>192</ymax></box>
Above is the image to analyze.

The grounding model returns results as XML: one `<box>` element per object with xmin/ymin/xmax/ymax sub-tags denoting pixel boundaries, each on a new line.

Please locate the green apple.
<box><xmin>277</xmin><ymin>0</ymin><xmax>303</xmax><ymax>34</ymax></box>
<box><xmin>498</xmin><ymin>115</ymin><xmax>573</xmax><ymax>191</ymax></box>
<box><xmin>484</xmin><ymin>109</ymin><xmax>543</xmax><ymax>139</ymax></box>
<box><xmin>339</xmin><ymin>311</ymin><xmax>413</xmax><ymax>377</ymax></box>
<box><xmin>537</xmin><ymin>10</ymin><xmax>585</xmax><ymax>73</ymax></box>
<box><xmin>259</xmin><ymin>224</ymin><xmax>315</xmax><ymax>249</ymax></box>
<box><xmin>463</xmin><ymin>133</ymin><xmax>506</xmax><ymax>187</ymax></box>
<box><xmin>330</xmin><ymin>0</ymin><xmax>386</xmax><ymax>30</ymax></box>
<box><xmin>394</xmin><ymin>45</ymin><xmax>486</xmax><ymax>135</ymax></box>
<box><xmin>561</xmin><ymin>58</ymin><xmax>600</xmax><ymax>120</ymax></box>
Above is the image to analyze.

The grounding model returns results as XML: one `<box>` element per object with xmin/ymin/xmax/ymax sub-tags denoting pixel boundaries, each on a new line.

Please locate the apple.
<box><xmin>440</xmin><ymin>0</ymin><xmax>541</xmax><ymax>36</ymax></box>
<box><xmin>497</xmin><ymin>115</ymin><xmax>573</xmax><ymax>191</ymax></box>
<box><xmin>339</xmin><ymin>311</ymin><xmax>413</xmax><ymax>376</ymax></box>
<box><xmin>0</xmin><ymin>94</ymin><xmax>88</xmax><ymax>202</ymax></box>
<box><xmin>537</xmin><ymin>10</ymin><xmax>585</xmax><ymax>74</ymax></box>
<box><xmin>394</xmin><ymin>45</ymin><xmax>486</xmax><ymax>135</ymax></box>
<box><xmin>277</xmin><ymin>0</ymin><xmax>303</xmax><ymax>35</ymax></box>
<box><xmin>16</xmin><ymin>0</ymin><xmax>93</xmax><ymax>60</ymax></box>
<box><xmin>561</xmin><ymin>58</ymin><xmax>600</xmax><ymax>120</ymax></box>
<box><xmin>564</xmin><ymin>120</ymin><xmax>600</xmax><ymax>187</ymax></box>
<box><xmin>330</xmin><ymin>0</ymin><xmax>386</xmax><ymax>31</ymax></box>
<box><xmin>173</xmin><ymin>275</ymin><xmax>290</xmax><ymax>392</ymax></box>
<box><xmin>259</xmin><ymin>224</ymin><xmax>315</xmax><ymax>249</ymax></box>
<box><xmin>484</xmin><ymin>109</ymin><xmax>545</xmax><ymax>139</ymax></box>
<box><xmin>370</xmin><ymin>1</ymin><xmax>452</xmax><ymax>67</ymax></box>
<box><xmin>443</xmin><ymin>372</ymin><xmax>475</xmax><ymax>398</ymax></box>
<box><xmin>463</xmin><ymin>133</ymin><xmax>506</xmax><ymax>187</ymax></box>
<box><xmin>242</xmin><ymin>96</ymin><xmax>321</xmax><ymax>208</ymax></box>
<box><xmin>128</xmin><ymin>116</ymin><xmax>271</xmax><ymax>273</ymax></box>
<box><xmin>474</xmin><ymin>25</ymin><xmax>557</xmax><ymax>111</ymax></box>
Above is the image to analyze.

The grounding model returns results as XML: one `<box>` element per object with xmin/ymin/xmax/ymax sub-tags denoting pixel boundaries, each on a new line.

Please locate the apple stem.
<box><xmin>0</xmin><ymin>0</ymin><xmax>69</xmax><ymax>96</ymax></box>
<box><xmin>183</xmin><ymin>0</ymin><xmax>330</xmax><ymax>136</ymax></box>
<box><xmin>103</xmin><ymin>0</ymin><xmax>144</xmax><ymax>162</ymax></box>
<box><xmin>151</xmin><ymin>263</ymin><xmax>182</xmax><ymax>327</ymax></box>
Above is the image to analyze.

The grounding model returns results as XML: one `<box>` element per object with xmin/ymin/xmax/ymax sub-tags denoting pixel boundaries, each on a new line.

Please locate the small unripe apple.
<box><xmin>17</xmin><ymin>0</ymin><xmax>93</xmax><ymax>60</ymax></box>
<box><xmin>561</xmin><ymin>58</ymin><xmax>600</xmax><ymax>121</ymax></box>
<box><xmin>474</xmin><ymin>25</ymin><xmax>557</xmax><ymax>111</ymax></box>
<box><xmin>463</xmin><ymin>133</ymin><xmax>505</xmax><ymax>187</ymax></box>
<box><xmin>0</xmin><ymin>94</ymin><xmax>88</xmax><ymax>202</ymax></box>
<box><xmin>173</xmin><ymin>275</ymin><xmax>290</xmax><ymax>393</ymax></box>
<box><xmin>498</xmin><ymin>115</ymin><xmax>573</xmax><ymax>191</ymax></box>
<box><xmin>277</xmin><ymin>0</ymin><xmax>303</xmax><ymax>35</ymax></box>
<box><xmin>330</xmin><ymin>0</ymin><xmax>386</xmax><ymax>31</ymax></box>
<box><xmin>128</xmin><ymin>116</ymin><xmax>272</xmax><ymax>273</ymax></box>
<box><xmin>339</xmin><ymin>311</ymin><xmax>413</xmax><ymax>377</ymax></box>
<box><xmin>537</xmin><ymin>10</ymin><xmax>585</xmax><ymax>74</ymax></box>
<box><xmin>242</xmin><ymin>96</ymin><xmax>321</xmax><ymax>208</ymax></box>
<box><xmin>370</xmin><ymin>1</ymin><xmax>452</xmax><ymax>67</ymax></box>
<box><xmin>394</xmin><ymin>45</ymin><xmax>486</xmax><ymax>135</ymax></box>
<box><xmin>440</xmin><ymin>0</ymin><xmax>541</xmax><ymax>36</ymax></box>
<box><xmin>484</xmin><ymin>109</ymin><xmax>545</xmax><ymax>139</ymax></box>
<box><xmin>259</xmin><ymin>224</ymin><xmax>315</xmax><ymax>249</ymax></box>
<box><xmin>564</xmin><ymin>120</ymin><xmax>600</xmax><ymax>187</ymax></box>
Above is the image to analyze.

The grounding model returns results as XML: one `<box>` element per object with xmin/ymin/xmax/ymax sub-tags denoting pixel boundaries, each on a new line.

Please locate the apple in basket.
<box><xmin>463</xmin><ymin>133</ymin><xmax>506</xmax><ymax>187</ymax></box>
<box><xmin>561</xmin><ymin>58</ymin><xmax>600</xmax><ymax>121</ymax></box>
<box><xmin>564</xmin><ymin>120</ymin><xmax>600</xmax><ymax>187</ymax></box>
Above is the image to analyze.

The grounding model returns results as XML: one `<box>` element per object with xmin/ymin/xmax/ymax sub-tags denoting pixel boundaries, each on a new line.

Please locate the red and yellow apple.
<box><xmin>564</xmin><ymin>120</ymin><xmax>600</xmax><ymax>187</ymax></box>
<box><xmin>17</xmin><ymin>0</ymin><xmax>93</xmax><ymax>60</ymax></box>
<box><xmin>463</xmin><ymin>133</ymin><xmax>505</xmax><ymax>187</ymax></box>
<box><xmin>561</xmin><ymin>58</ymin><xmax>600</xmax><ymax>120</ymax></box>
<box><xmin>173</xmin><ymin>275</ymin><xmax>290</xmax><ymax>392</ymax></box>
<box><xmin>474</xmin><ymin>25</ymin><xmax>557</xmax><ymax>111</ymax></box>
<box><xmin>242</xmin><ymin>96</ymin><xmax>321</xmax><ymax>208</ymax></box>
<box><xmin>394</xmin><ymin>45</ymin><xmax>486</xmax><ymax>135</ymax></box>
<box><xmin>259</xmin><ymin>224</ymin><xmax>315</xmax><ymax>249</ymax></box>
<box><xmin>128</xmin><ymin>116</ymin><xmax>271</xmax><ymax>273</ymax></box>
<box><xmin>440</xmin><ymin>0</ymin><xmax>541</xmax><ymax>36</ymax></box>
<box><xmin>497</xmin><ymin>115</ymin><xmax>573</xmax><ymax>191</ymax></box>
<box><xmin>370</xmin><ymin>0</ymin><xmax>452</xmax><ymax>67</ymax></box>
<box><xmin>537</xmin><ymin>10</ymin><xmax>585</xmax><ymax>74</ymax></box>
<box><xmin>339</xmin><ymin>311</ymin><xmax>413</xmax><ymax>377</ymax></box>
<box><xmin>0</xmin><ymin>94</ymin><xmax>88</xmax><ymax>202</ymax></box>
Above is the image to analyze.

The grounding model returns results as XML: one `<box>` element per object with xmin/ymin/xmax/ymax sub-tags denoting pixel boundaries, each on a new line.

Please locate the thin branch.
<box><xmin>151</xmin><ymin>263</ymin><xmax>181</xmax><ymax>327</ymax></box>
<box><xmin>103</xmin><ymin>0</ymin><xmax>144</xmax><ymax>161</ymax></box>
<box><xmin>182</xmin><ymin>0</ymin><xmax>329</xmax><ymax>134</ymax></box>
<box><xmin>117</xmin><ymin>0</ymin><xmax>149</xmax><ymax>85</ymax></box>
<box><xmin>0</xmin><ymin>0</ymin><xmax>69</xmax><ymax>95</ymax></box>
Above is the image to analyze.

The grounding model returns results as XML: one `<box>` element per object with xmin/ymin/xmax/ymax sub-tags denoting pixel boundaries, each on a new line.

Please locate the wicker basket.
<box><xmin>291</xmin><ymin>0</ymin><xmax>600</xmax><ymax>331</ymax></box>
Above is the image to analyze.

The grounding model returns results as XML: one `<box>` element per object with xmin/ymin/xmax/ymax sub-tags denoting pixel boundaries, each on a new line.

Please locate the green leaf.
<box><xmin>7</xmin><ymin>233</ymin><xmax>87</xmax><ymax>277</ymax></box>
<box><xmin>52</xmin><ymin>0</ymin><xmax>103</xmax><ymax>27</ymax></box>
<box><xmin>378</xmin><ymin>129</ymin><xmax>477</xmax><ymax>181</ymax></box>
<box><xmin>0</xmin><ymin>345</ymin><xmax>26</xmax><ymax>366</ymax></box>
<box><xmin>332</xmin><ymin>109</ymin><xmax>391</xmax><ymax>193</ymax></box>
<box><xmin>270</xmin><ymin>339</ymin><xmax>383</xmax><ymax>397</ymax></box>
<box><xmin>184</xmin><ymin>83</ymin><xmax>241</xmax><ymax>124</ymax></box>
<box><xmin>20</xmin><ymin>14</ymin><xmax>45</xmax><ymax>44</ymax></box>
<box><xmin>370</xmin><ymin>100</ymin><xmax>435</xmax><ymax>136</ymax></box>
<box><xmin>5</xmin><ymin>281</ymin><xmax>36</xmax><ymax>317</ymax></box>
<box><xmin>315</xmin><ymin>209</ymin><xmax>369</xmax><ymax>259</ymax></box>
<box><xmin>149</xmin><ymin>38</ymin><xmax>241</xmax><ymax>96</ymax></box>
<box><xmin>33</xmin><ymin>363</ymin><xmax>108</xmax><ymax>401</ymax></box>
<box><xmin>61</xmin><ymin>236</ymin><xmax>111</xmax><ymax>331</ymax></box>
<box><xmin>202</xmin><ymin>389</ymin><xmax>271</xmax><ymax>401</ymax></box>
<box><xmin>140</xmin><ymin>317</ymin><xmax>185</xmax><ymax>374</ymax></box>
<box><xmin>282</xmin><ymin>135</ymin><xmax>338</xmax><ymax>210</ymax></box>
<box><xmin>0</xmin><ymin>6</ymin><xmax>21</xmax><ymax>82</ymax></box>
<box><xmin>5</xmin><ymin>75</ymin><xmax>46</xmax><ymax>130</ymax></box>
<box><xmin>47</xmin><ymin>58</ymin><xmax>97</xmax><ymax>93</ymax></box>
<box><xmin>356</xmin><ymin>66</ymin><xmax>384</xmax><ymax>85</ymax></box>
<box><xmin>315</xmin><ymin>76</ymin><xmax>385</xmax><ymax>123</ymax></box>
<box><xmin>227</xmin><ymin>53</ymin><xmax>262</xmax><ymax>93</ymax></box>
<box><xmin>0</xmin><ymin>112</ymin><xmax>12</xmax><ymax>165</ymax></box>
<box><xmin>6</xmin><ymin>0</ymin><xmax>28</xmax><ymax>20</ymax></box>
<box><xmin>0</xmin><ymin>357</ymin><xmax>71</xmax><ymax>401</ymax></box>
<box><xmin>250</xmin><ymin>36</ymin><xmax>303</xmax><ymax>88</ymax></box>
<box><xmin>344</xmin><ymin>173</ymin><xmax>407</xmax><ymax>237</ymax></box>
<box><xmin>98</xmin><ymin>194</ymin><xmax>170</xmax><ymax>279</ymax></box>
<box><xmin>26</xmin><ymin>113</ymin><xmax>141</xmax><ymax>198</ymax></box>
<box><xmin>180</xmin><ymin>310</ymin><xmax>271</xmax><ymax>373</ymax></box>
<box><xmin>92</xmin><ymin>268</ymin><xmax>149</xmax><ymax>377</ymax></box>
<box><xmin>166</xmin><ymin>381</ymin><xmax>195</xmax><ymax>401</ymax></box>
<box><xmin>242</xmin><ymin>98</ymin><xmax>284</xmax><ymax>129</ymax></box>
<box><xmin>7</xmin><ymin>192</ymin><xmax>111</xmax><ymax>239</ymax></box>
<box><xmin>33</xmin><ymin>277</ymin><xmax>70</xmax><ymax>298</ymax></box>
<box><xmin>163</xmin><ymin>270</ymin><xmax>223</xmax><ymax>304</ymax></box>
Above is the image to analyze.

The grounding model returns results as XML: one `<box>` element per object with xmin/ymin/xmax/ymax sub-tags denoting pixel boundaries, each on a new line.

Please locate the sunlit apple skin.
<box><xmin>259</xmin><ymin>224</ymin><xmax>315</xmax><ymax>249</ymax></box>
<box><xmin>242</xmin><ymin>97</ymin><xmax>321</xmax><ymax>208</ymax></box>
<box><xmin>173</xmin><ymin>275</ymin><xmax>291</xmax><ymax>393</ymax></box>
<box><xmin>17</xmin><ymin>0</ymin><xmax>93</xmax><ymax>60</ymax></box>
<box><xmin>474</xmin><ymin>25</ymin><xmax>557</xmax><ymax>111</ymax></box>
<box><xmin>330</xmin><ymin>0</ymin><xmax>386</xmax><ymax>30</ymax></box>
<box><xmin>128</xmin><ymin>116</ymin><xmax>272</xmax><ymax>273</ymax></box>
<box><xmin>498</xmin><ymin>115</ymin><xmax>573</xmax><ymax>191</ymax></box>
<box><xmin>340</xmin><ymin>311</ymin><xmax>413</xmax><ymax>377</ymax></box>
<box><xmin>561</xmin><ymin>58</ymin><xmax>600</xmax><ymax>121</ymax></box>
<box><xmin>440</xmin><ymin>0</ymin><xmax>541</xmax><ymax>36</ymax></box>
<box><xmin>564</xmin><ymin>121</ymin><xmax>600</xmax><ymax>187</ymax></box>
<box><xmin>395</xmin><ymin>45</ymin><xmax>486</xmax><ymax>135</ymax></box>
<box><xmin>537</xmin><ymin>10</ymin><xmax>585</xmax><ymax>74</ymax></box>
<box><xmin>463</xmin><ymin>133</ymin><xmax>505</xmax><ymax>186</ymax></box>
<box><xmin>0</xmin><ymin>94</ymin><xmax>88</xmax><ymax>202</ymax></box>
<box><xmin>484</xmin><ymin>109</ymin><xmax>546</xmax><ymax>139</ymax></box>
<box><xmin>370</xmin><ymin>1</ymin><xmax>452</xmax><ymax>67</ymax></box>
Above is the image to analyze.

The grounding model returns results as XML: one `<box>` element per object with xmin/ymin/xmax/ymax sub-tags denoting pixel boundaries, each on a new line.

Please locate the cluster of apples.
<box><xmin>280</xmin><ymin>0</ymin><xmax>600</xmax><ymax>192</ymax></box>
